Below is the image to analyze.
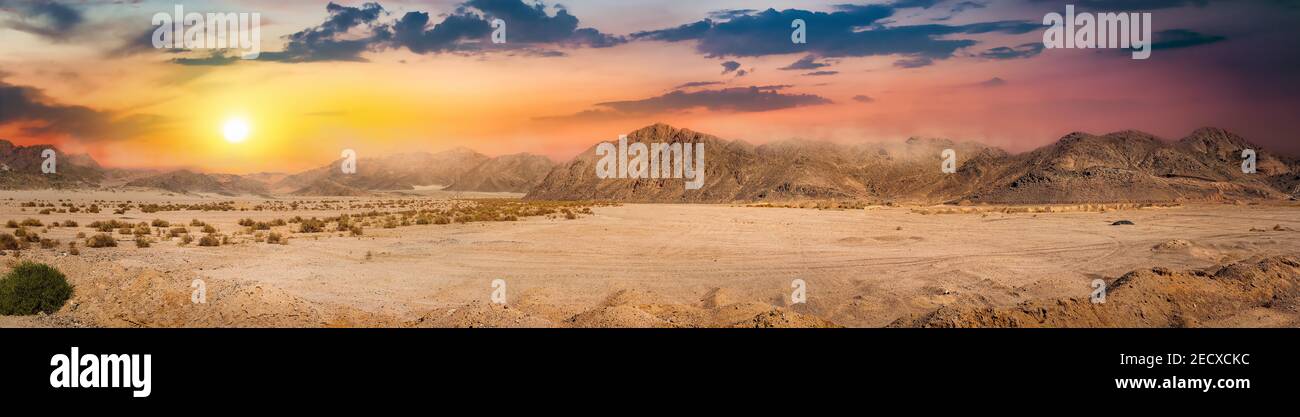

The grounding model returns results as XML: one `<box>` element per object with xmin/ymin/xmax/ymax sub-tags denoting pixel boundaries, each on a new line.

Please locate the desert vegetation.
<box><xmin>0</xmin><ymin>262</ymin><xmax>73</xmax><ymax>315</ymax></box>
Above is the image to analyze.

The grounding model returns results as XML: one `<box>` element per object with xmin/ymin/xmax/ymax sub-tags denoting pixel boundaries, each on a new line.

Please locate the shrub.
<box><xmin>151</xmin><ymin>219</ymin><xmax>170</xmax><ymax>227</ymax></box>
<box><xmin>62</xmin><ymin>220</ymin><xmax>77</xmax><ymax>227</ymax></box>
<box><xmin>238</xmin><ymin>218</ymin><xmax>255</xmax><ymax>227</ymax></box>
<box><xmin>20</xmin><ymin>218</ymin><xmax>42</xmax><ymax>227</ymax></box>
<box><xmin>39</xmin><ymin>238</ymin><xmax>58</xmax><ymax>249</ymax></box>
<box><xmin>198</xmin><ymin>234</ymin><xmax>221</xmax><ymax>247</ymax></box>
<box><xmin>298</xmin><ymin>218</ymin><xmax>325</xmax><ymax>233</ymax></box>
<box><xmin>0</xmin><ymin>262</ymin><xmax>73</xmax><ymax>315</ymax></box>
<box><xmin>201</xmin><ymin>224</ymin><xmax>217</xmax><ymax>234</ymax></box>
<box><xmin>168</xmin><ymin>227</ymin><xmax>188</xmax><ymax>238</ymax></box>
<box><xmin>135</xmin><ymin>238</ymin><xmax>151</xmax><ymax>248</ymax></box>
<box><xmin>349</xmin><ymin>224</ymin><xmax>363</xmax><ymax>236</ymax></box>
<box><xmin>179</xmin><ymin>235</ymin><xmax>194</xmax><ymax>246</ymax></box>
<box><xmin>4</xmin><ymin>220</ymin><xmax>17</xmax><ymax>228</ymax></box>
<box><xmin>0</xmin><ymin>233</ymin><xmax>18</xmax><ymax>250</ymax></box>
<box><xmin>85</xmin><ymin>233</ymin><xmax>117</xmax><ymax>248</ymax></box>
<box><xmin>190</xmin><ymin>219</ymin><xmax>205</xmax><ymax>227</ymax></box>
<box><xmin>266</xmin><ymin>232</ymin><xmax>287</xmax><ymax>245</ymax></box>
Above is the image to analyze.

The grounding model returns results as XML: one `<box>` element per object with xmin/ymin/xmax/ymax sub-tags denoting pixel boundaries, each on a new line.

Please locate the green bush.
<box><xmin>0</xmin><ymin>262</ymin><xmax>73</xmax><ymax>315</ymax></box>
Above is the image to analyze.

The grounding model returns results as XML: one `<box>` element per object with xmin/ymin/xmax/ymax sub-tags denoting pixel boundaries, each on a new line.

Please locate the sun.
<box><xmin>222</xmin><ymin>117</ymin><xmax>251</xmax><ymax>143</ymax></box>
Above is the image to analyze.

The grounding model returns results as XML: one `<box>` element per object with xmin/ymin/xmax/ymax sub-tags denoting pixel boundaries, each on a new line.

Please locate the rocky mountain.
<box><xmin>444</xmin><ymin>153</ymin><xmax>556</xmax><ymax>193</ymax></box>
<box><xmin>0</xmin><ymin>139</ymin><xmax>104</xmax><ymax>189</ymax></box>
<box><xmin>125</xmin><ymin>170</ymin><xmax>270</xmax><ymax>196</ymax></box>
<box><xmin>948</xmin><ymin>128</ymin><xmax>1296</xmax><ymax>204</ymax></box>
<box><xmin>526</xmin><ymin>124</ymin><xmax>1300</xmax><ymax>204</ymax></box>
<box><xmin>525</xmin><ymin>123</ymin><xmax>999</xmax><ymax>203</ymax></box>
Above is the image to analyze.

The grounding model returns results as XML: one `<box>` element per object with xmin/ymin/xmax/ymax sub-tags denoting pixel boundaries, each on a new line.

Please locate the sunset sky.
<box><xmin>1</xmin><ymin>0</ymin><xmax>1298</xmax><ymax>174</ymax></box>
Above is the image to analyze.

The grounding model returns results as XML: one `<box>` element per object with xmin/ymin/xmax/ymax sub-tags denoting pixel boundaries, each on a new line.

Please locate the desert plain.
<box><xmin>1</xmin><ymin>189</ymin><xmax>1297</xmax><ymax>328</ymax></box>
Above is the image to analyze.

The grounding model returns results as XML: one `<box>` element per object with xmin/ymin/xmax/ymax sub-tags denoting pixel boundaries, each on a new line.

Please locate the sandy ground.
<box><xmin>0</xmin><ymin>190</ymin><xmax>1298</xmax><ymax>327</ymax></box>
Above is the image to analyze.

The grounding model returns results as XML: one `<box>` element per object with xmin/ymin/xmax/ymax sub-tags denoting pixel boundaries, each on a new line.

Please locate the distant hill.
<box><xmin>125</xmin><ymin>170</ymin><xmax>270</xmax><ymax>196</ymax></box>
<box><xmin>276</xmin><ymin>148</ymin><xmax>490</xmax><ymax>194</ymax></box>
<box><xmin>526</xmin><ymin>124</ymin><xmax>1300</xmax><ymax>204</ymax></box>
<box><xmin>0</xmin><ymin>139</ymin><xmax>103</xmax><ymax>189</ymax></box>
<box><xmin>444</xmin><ymin>153</ymin><xmax>556</xmax><ymax>193</ymax></box>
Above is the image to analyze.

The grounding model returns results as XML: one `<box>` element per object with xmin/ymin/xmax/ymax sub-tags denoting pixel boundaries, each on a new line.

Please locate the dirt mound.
<box><xmin>410</xmin><ymin>301</ymin><xmax>556</xmax><ymax>328</ymax></box>
<box><xmin>730</xmin><ymin>308</ymin><xmax>840</xmax><ymax>328</ymax></box>
<box><xmin>891</xmin><ymin>255</ymin><xmax>1300</xmax><ymax>328</ymax></box>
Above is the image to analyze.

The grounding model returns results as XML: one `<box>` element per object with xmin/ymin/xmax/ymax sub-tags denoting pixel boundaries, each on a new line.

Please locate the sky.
<box><xmin>1</xmin><ymin>0</ymin><xmax>1298</xmax><ymax>174</ymax></box>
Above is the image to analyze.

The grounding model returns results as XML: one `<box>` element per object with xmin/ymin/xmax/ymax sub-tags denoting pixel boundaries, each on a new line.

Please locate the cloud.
<box><xmin>950</xmin><ymin>1</ymin><xmax>987</xmax><ymax>13</ymax></box>
<box><xmin>630</xmin><ymin>5</ymin><xmax>1038</xmax><ymax>64</ymax></box>
<box><xmin>673</xmin><ymin>81</ymin><xmax>724</xmax><ymax>89</ymax></box>
<box><xmin>894</xmin><ymin>57</ymin><xmax>933</xmax><ymax>68</ymax></box>
<box><xmin>978</xmin><ymin>77</ymin><xmax>1006</xmax><ymax>87</ymax></box>
<box><xmin>780</xmin><ymin>55</ymin><xmax>831</xmax><ymax>71</ymax></box>
<box><xmin>543</xmin><ymin>85</ymin><xmax>831</xmax><ymax>120</ymax></box>
<box><xmin>803</xmin><ymin>71</ymin><xmax>838</xmax><ymax>76</ymax></box>
<box><xmin>978</xmin><ymin>42</ymin><xmax>1044</xmax><ymax>60</ymax></box>
<box><xmin>0</xmin><ymin>0</ymin><xmax>84</xmax><ymax>40</ymax></box>
<box><xmin>852</xmin><ymin>95</ymin><xmax>875</xmax><ymax>103</ymax></box>
<box><xmin>720</xmin><ymin>61</ymin><xmax>741</xmax><ymax>74</ymax></box>
<box><xmin>172</xmin><ymin>51</ymin><xmax>241</xmax><ymax>66</ymax></box>
<box><xmin>1150</xmin><ymin>29</ymin><xmax>1226</xmax><ymax>50</ymax></box>
<box><xmin>387</xmin><ymin>0</ymin><xmax>623</xmax><ymax>56</ymax></box>
<box><xmin>261</xmin><ymin>2</ymin><xmax>392</xmax><ymax>62</ymax></box>
<box><xmin>0</xmin><ymin>79</ymin><xmax>161</xmax><ymax>141</ymax></box>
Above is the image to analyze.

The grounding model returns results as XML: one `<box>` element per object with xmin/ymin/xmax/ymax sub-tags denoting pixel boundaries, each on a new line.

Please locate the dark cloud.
<box><xmin>779</xmin><ymin>55</ymin><xmax>831</xmax><ymax>71</ymax></box>
<box><xmin>803</xmin><ymin>70</ymin><xmax>838</xmax><ymax>76</ymax></box>
<box><xmin>1150</xmin><ymin>29</ymin><xmax>1226</xmax><ymax>50</ymax></box>
<box><xmin>543</xmin><ymin>86</ymin><xmax>831</xmax><ymax>120</ymax></box>
<box><xmin>852</xmin><ymin>95</ymin><xmax>875</xmax><ymax>103</ymax></box>
<box><xmin>0</xmin><ymin>0</ymin><xmax>84</xmax><ymax>40</ymax></box>
<box><xmin>978</xmin><ymin>42</ymin><xmax>1043</xmax><ymax>60</ymax></box>
<box><xmin>387</xmin><ymin>0</ymin><xmax>623</xmax><ymax>56</ymax></box>
<box><xmin>261</xmin><ymin>2</ymin><xmax>391</xmax><ymax>62</ymax></box>
<box><xmin>673</xmin><ymin>81</ymin><xmax>723</xmax><ymax>89</ymax></box>
<box><xmin>950</xmin><ymin>1</ymin><xmax>987</xmax><ymax>13</ymax></box>
<box><xmin>630</xmin><ymin>5</ymin><xmax>1037</xmax><ymax>64</ymax></box>
<box><xmin>0</xmin><ymin>79</ymin><xmax>161</xmax><ymax>141</ymax></box>
<box><xmin>978</xmin><ymin>77</ymin><xmax>1006</xmax><ymax>87</ymax></box>
<box><xmin>894</xmin><ymin>56</ymin><xmax>933</xmax><ymax>68</ymax></box>
<box><xmin>171</xmin><ymin>51</ymin><xmax>240</xmax><ymax>66</ymax></box>
<box><xmin>390</xmin><ymin>10</ymin><xmax>491</xmax><ymax>54</ymax></box>
<box><xmin>720</xmin><ymin>60</ymin><xmax>741</xmax><ymax>74</ymax></box>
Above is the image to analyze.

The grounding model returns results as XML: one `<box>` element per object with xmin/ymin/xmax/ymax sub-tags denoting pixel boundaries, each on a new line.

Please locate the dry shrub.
<box><xmin>86</xmin><ymin>233</ymin><xmax>117</xmax><ymax>248</ymax></box>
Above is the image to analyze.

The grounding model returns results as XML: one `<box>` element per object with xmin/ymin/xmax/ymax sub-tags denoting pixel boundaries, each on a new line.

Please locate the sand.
<box><xmin>1</xmin><ymin>190</ymin><xmax>1298</xmax><ymax>328</ymax></box>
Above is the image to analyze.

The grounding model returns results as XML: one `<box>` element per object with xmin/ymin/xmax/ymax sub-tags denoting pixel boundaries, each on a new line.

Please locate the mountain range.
<box><xmin>525</xmin><ymin>124</ymin><xmax>1299</xmax><ymax>204</ymax></box>
<box><xmin>2</xmin><ymin>124</ymin><xmax>1297</xmax><ymax>204</ymax></box>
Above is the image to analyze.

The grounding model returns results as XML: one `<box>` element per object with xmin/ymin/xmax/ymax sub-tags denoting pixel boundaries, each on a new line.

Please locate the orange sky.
<box><xmin>2</xmin><ymin>1</ymin><xmax>1297</xmax><ymax>174</ymax></box>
